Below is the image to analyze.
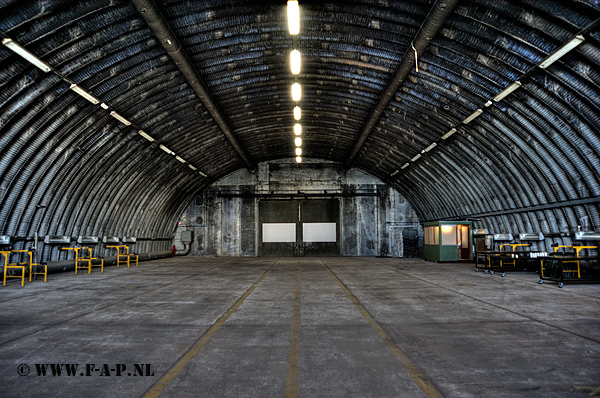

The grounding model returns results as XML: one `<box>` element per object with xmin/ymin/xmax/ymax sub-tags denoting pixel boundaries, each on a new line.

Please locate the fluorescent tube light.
<box><xmin>296</xmin><ymin>156</ymin><xmax>302</xmax><ymax>163</ymax></box>
<box><xmin>159</xmin><ymin>145</ymin><xmax>173</xmax><ymax>155</ymax></box>
<box><xmin>199</xmin><ymin>170</ymin><xmax>208</xmax><ymax>177</ymax></box>
<box><xmin>484</xmin><ymin>100</ymin><xmax>492</xmax><ymax>107</ymax></box>
<box><xmin>287</xmin><ymin>1</ymin><xmax>300</xmax><ymax>35</ymax></box>
<box><xmin>69</xmin><ymin>84</ymin><xmax>100</xmax><ymax>105</ymax></box>
<box><xmin>294</xmin><ymin>106</ymin><xmax>301</xmax><ymax>120</ymax></box>
<box><xmin>424</xmin><ymin>143</ymin><xmax>437</xmax><ymax>152</ymax></box>
<box><xmin>138</xmin><ymin>130</ymin><xmax>155</xmax><ymax>142</ymax></box>
<box><xmin>100</xmin><ymin>103</ymin><xmax>109</xmax><ymax>110</ymax></box>
<box><xmin>175</xmin><ymin>156</ymin><xmax>186</xmax><ymax>163</ymax></box>
<box><xmin>400</xmin><ymin>163</ymin><xmax>409</xmax><ymax>169</ymax></box>
<box><xmin>441</xmin><ymin>128</ymin><xmax>456</xmax><ymax>140</ymax></box>
<box><xmin>295</xmin><ymin>147</ymin><xmax>302</xmax><ymax>156</ymax></box>
<box><xmin>390</xmin><ymin>170</ymin><xmax>400</xmax><ymax>176</ymax></box>
<box><xmin>411</xmin><ymin>154</ymin><xmax>421</xmax><ymax>162</ymax></box>
<box><xmin>294</xmin><ymin>123</ymin><xmax>302</xmax><ymax>135</ymax></box>
<box><xmin>291</xmin><ymin>49</ymin><xmax>301</xmax><ymax>74</ymax></box>
<box><xmin>492</xmin><ymin>81</ymin><xmax>521</xmax><ymax>102</ymax></box>
<box><xmin>295</xmin><ymin>137</ymin><xmax>302</xmax><ymax>146</ymax></box>
<box><xmin>292</xmin><ymin>83</ymin><xmax>301</xmax><ymax>101</ymax></box>
<box><xmin>189</xmin><ymin>164</ymin><xmax>197</xmax><ymax>171</ymax></box>
<box><xmin>463</xmin><ymin>109</ymin><xmax>483</xmax><ymax>124</ymax></box>
<box><xmin>110</xmin><ymin>111</ymin><xmax>131</xmax><ymax>126</ymax></box>
<box><xmin>2</xmin><ymin>38</ymin><xmax>52</xmax><ymax>72</ymax></box>
<box><xmin>539</xmin><ymin>34</ymin><xmax>585</xmax><ymax>69</ymax></box>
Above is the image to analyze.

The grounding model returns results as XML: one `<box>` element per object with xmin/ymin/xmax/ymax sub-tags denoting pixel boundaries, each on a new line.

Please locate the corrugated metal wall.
<box><xmin>0</xmin><ymin>1</ymin><xmax>598</xmax><ymax>260</ymax></box>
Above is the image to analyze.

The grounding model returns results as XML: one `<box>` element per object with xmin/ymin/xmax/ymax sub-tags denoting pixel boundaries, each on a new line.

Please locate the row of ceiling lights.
<box><xmin>1</xmin><ymin>37</ymin><xmax>209</xmax><ymax>178</ymax></box>
<box><xmin>288</xmin><ymin>1</ymin><xmax>303</xmax><ymax>163</ymax></box>
<box><xmin>390</xmin><ymin>33</ymin><xmax>586</xmax><ymax>177</ymax></box>
<box><xmin>6</xmin><ymin>7</ymin><xmax>585</xmax><ymax>177</ymax></box>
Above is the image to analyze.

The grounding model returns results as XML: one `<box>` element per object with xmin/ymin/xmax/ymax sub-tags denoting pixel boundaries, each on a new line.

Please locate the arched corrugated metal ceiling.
<box><xmin>0</xmin><ymin>0</ymin><xmax>599</xmax><ymax>256</ymax></box>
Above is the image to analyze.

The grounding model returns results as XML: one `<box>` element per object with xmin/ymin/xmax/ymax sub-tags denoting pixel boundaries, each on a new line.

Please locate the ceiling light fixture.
<box><xmin>110</xmin><ymin>111</ymin><xmax>131</xmax><ymax>126</ymax></box>
<box><xmin>294</xmin><ymin>123</ymin><xmax>302</xmax><ymax>135</ymax></box>
<box><xmin>2</xmin><ymin>38</ymin><xmax>52</xmax><ymax>72</ymax></box>
<box><xmin>159</xmin><ymin>144</ymin><xmax>173</xmax><ymax>155</ymax></box>
<box><xmin>198</xmin><ymin>170</ymin><xmax>208</xmax><ymax>177</ymax></box>
<box><xmin>138</xmin><ymin>130</ymin><xmax>155</xmax><ymax>142</ymax></box>
<box><xmin>441</xmin><ymin>128</ymin><xmax>456</xmax><ymax>140</ymax></box>
<box><xmin>296</xmin><ymin>156</ymin><xmax>302</xmax><ymax>163</ymax></box>
<box><xmin>189</xmin><ymin>164</ymin><xmax>197</xmax><ymax>171</ymax></box>
<box><xmin>411</xmin><ymin>154</ymin><xmax>421</xmax><ymax>162</ymax></box>
<box><xmin>69</xmin><ymin>84</ymin><xmax>100</xmax><ymax>105</ymax></box>
<box><xmin>539</xmin><ymin>34</ymin><xmax>585</xmax><ymax>69</ymax></box>
<box><xmin>2</xmin><ymin>39</ymin><xmax>207</xmax><ymax>181</ymax></box>
<box><xmin>292</xmin><ymin>82</ymin><xmax>301</xmax><ymax>101</ymax></box>
<box><xmin>400</xmin><ymin>163</ymin><xmax>409</xmax><ymax>170</ymax></box>
<box><xmin>463</xmin><ymin>108</ymin><xmax>483</xmax><ymax>124</ymax></box>
<box><xmin>294</xmin><ymin>106</ymin><xmax>301</xmax><ymax>120</ymax></box>
<box><xmin>492</xmin><ymin>81</ymin><xmax>522</xmax><ymax>102</ymax></box>
<box><xmin>390</xmin><ymin>170</ymin><xmax>400</xmax><ymax>176</ymax></box>
<box><xmin>291</xmin><ymin>49</ymin><xmax>301</xmax><ymax>74</ymax></box>
<box><xmin>295</xmin><ymin>147</ymin><xmax>302</xmax><ymax>156</ymax></box>
<box><xmin>295</xmin><ymin>137</ymin><xmax>302</xmax><ymax>146</ymax></box>
<box><xmin>424</xmin><ymin>143</ymin><xmax>437</xmax><ymax>152</ymax></box>
<box><xmin>287</xmin><ymin>1</ymin><xmax>300</xmax><ymax>35</ymax></box>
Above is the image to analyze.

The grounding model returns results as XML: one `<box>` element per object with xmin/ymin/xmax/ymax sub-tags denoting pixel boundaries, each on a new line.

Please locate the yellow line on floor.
<box><xmin>143</xmin><ymin>266</ymin><xmax>274</xmax><ymax>398</ymax></box>
<box><xmin>324</xmin><ymin>265</ymin><xmax>444</xmax><ymax>398</ymax></box>
<box><xmin>284</xmin><ymin>269</ymin><xmax>302</xmax><ymax>398</ymax></box>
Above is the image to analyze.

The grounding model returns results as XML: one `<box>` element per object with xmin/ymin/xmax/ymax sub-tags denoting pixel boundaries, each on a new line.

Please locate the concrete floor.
<box><xmin>1</xmin><ymin>257</ymin><xmax>599</xmax><ymax>398</ymax></box>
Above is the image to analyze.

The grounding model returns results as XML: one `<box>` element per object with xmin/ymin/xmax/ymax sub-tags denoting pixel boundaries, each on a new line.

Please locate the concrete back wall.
<box><xmin>174</xmin><ymin>159</ymin><xmax>420</xmax><ymax>257</ymax></box>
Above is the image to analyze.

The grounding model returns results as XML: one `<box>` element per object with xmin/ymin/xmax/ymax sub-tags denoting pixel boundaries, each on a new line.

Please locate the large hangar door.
<box><xmin>301</xmin><ymin>199</ymin><xmax>340</xmax><ymax>257</ymax></box>
<box><xmin>259</xmin><ymin>199</ymin><xmax>340</xmax><ymax>257</ymax></box>
<box><xmin>259</xmin><ymin>200</ymin><xmax>299</xmax><ymax>257</ymax></box>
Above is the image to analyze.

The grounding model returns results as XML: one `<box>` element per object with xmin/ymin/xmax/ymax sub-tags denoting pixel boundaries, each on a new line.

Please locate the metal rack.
<box><xmin>539</xmin><ymin>245</ymin><xmax>599</xmax><ymax>288</ymax></box>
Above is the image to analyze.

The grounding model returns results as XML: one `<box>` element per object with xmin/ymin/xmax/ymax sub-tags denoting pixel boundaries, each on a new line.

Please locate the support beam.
<box><xmin>130</xmin><ymin>0</ymin><xmax>256</xmax><ymax>172</ymax></box>
<box><xmin>217</xmin><ymin>190</ymin><xmax>381</xmax><ymax>199</ymax></box>
<box><xmin>421</xmin><ymin>196</ymin><xmax>600</xmax><ymax>222</ymax></box>
<box><xmin>343</xmin><ymin>0</ymin><xmax>460</xmax><ymax>169</ymax></box>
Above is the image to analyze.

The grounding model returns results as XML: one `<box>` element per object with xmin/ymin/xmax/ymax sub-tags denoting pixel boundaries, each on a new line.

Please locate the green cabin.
<box><xmin>423</xmin><ymin>221</ymin><xmax>473</xmax><ymax>262</ymax></box>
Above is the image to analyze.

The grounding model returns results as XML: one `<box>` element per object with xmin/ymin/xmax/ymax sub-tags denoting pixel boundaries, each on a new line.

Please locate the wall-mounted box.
<box><xmin>519</xmin><ymin>233</ymin><xmax>544</xmax><ymax>241</ymax></box>
<box><xmin>103</xmin><ymin>236</ymin><xmax>120</xmax><ymax>244</ymax></box>
<box><xmin>77</xmin><ymin>236</ymin><xmax>99</xmax><ymax>244</ymax></box>
<box><xmin>44</xmin><ymin>235</ymin><xmax>71</xmax><ymax>245</ymax></box>
<box><xmin>181</xmin><ymin>231</ymin><xmax>194</xmax><ymax>245</ymax></box>
<box><xmin>575</xmin><ymin>231</ymin><xmax>600</xmax><ymax>241</ymax></box>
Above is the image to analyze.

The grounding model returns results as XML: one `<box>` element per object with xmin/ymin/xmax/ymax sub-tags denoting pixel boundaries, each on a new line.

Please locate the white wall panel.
<box><xmin>262</xmin><ymin>223</ymin><xmax>296</xmax><ymax>243</ymax></box>
<box><xmin>303</xmin><ymin>223</ymin><xmax>336</xmax><ymax>242</ymax></box>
